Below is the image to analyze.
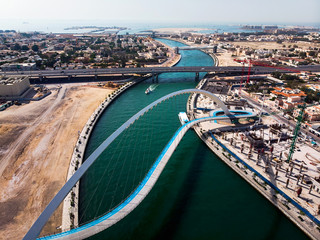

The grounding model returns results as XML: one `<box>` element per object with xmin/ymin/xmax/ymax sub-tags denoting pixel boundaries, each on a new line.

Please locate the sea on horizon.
<box><xmin>0</xmin><ymin>19</ymin><xmax>319</xmax><ymax>34</ymax></box>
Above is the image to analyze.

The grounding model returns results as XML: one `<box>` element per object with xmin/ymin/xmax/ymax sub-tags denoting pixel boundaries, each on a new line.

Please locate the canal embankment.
<box><xmin>158</xmin><ymin>37</ymin><xmax>218</xmax><ymax>67</ymax></box>
<box><xmin>187</xmin><ymin>80</ymin><xmax>320</xmax><ymax>240</ymax></box>
<box><xmin>61</xmin><ymin>38</ymin><xmax>187</xmax><ymax>231</ymax></box>
<box><xmin>61</xmin><ymin>76</ymin><xmax>151</xmax><ymax>231</ymax></box>
<box><xmin>74</xmin><ymin>38</ymin><xmax>305</xmax><ymax>240</ymax></box>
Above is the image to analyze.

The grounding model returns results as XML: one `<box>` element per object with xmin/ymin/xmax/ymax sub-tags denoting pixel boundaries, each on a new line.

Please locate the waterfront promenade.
<box><xmin>190</xmin><ymin>80</ymin><xmax>320</xmax><ymax>240</ymax></box>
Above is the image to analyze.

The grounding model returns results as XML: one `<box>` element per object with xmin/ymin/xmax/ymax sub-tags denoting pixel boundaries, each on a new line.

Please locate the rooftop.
<box><xmin>0</xmin><ymin>76</ymin><xmax>29</xmax><ymax>85</ymax></box>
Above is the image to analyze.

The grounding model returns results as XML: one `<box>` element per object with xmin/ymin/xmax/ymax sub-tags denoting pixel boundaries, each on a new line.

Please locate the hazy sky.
<box><xmin>1</xmin><ymin>0</ymin><xmax>319</xmax><ymax>24</ymax></box>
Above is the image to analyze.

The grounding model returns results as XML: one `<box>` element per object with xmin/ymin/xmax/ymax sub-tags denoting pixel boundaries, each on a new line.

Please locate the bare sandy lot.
<box><xmin>0</xmin><ymin>83</ymin><xmax>113</xmax><ymax>239</ymax></box>
<box><xmin>225</xmin><ymin>41</ymin><xmax>320</xmax><ymax>51</ymax></box>
<box><xmin>215</xmin><ymin>49</ymin><xmax>241</xmax><ymax>66</ymax></box>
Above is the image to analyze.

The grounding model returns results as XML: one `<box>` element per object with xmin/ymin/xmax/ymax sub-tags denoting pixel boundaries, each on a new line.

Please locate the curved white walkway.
<box><xmin>24</xmin><ymin>89</ymin><xmax>249</xmax><ymax>240</ymax></box>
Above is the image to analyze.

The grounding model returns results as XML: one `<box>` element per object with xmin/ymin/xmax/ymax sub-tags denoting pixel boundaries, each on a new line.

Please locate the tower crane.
<box><xmin>287</xmin><ymin>102</ymin><xmax>319</xmax><ymax>163</ymax></box>
<box><xmin>233</xmin><ymin>58</ymin><xmax>301</xmax><ymax>95</ymax></box>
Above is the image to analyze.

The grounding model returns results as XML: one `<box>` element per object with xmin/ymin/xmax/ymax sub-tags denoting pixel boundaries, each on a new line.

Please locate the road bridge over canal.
<box><xmin>1</xmin><ymin>65</ymin><xmax>320</xmax><ymax>80</ymax></box>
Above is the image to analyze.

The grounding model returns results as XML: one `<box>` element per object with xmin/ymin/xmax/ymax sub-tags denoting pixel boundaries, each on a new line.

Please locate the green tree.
<box><xmin>271</xmin><ymin>72</ymin><xmax>281</xmax><ymax>79</ymax></box>
<box><xmin>32</xmin><ymin>44</ymin><xmax>39</xmax><ymax>52</ymax></box>
<box><xmin>299</xmin><ymin>52</ymin><xmax>306</xmax><ymax>59</ymax></box>
<box><xmin>35</xmin><ymin>60</ymin><xmax>42</xmax><ymax>68</ymax></box>
<box><xmin>12</xmin><ymin>43</ymin><xmax>21</xmax><ymax>51</ymax></box>
<box><xmin>60</xmin><ymin>53</ymin><xmax>71</xmax><ymax>64</ymax></box>
<box><xmin>90</xmin><ymin>53</ymin><xmax>96</xmax><ymax>59</ymax></box>
<box><xmin>309</xmin><ymin>51</ymin><xmax>317</xmax><ymax>57</ymax></box>
<box><xmin>21</xmin><ymin>45</ymin><xmax>29</xmax><ymax>51</ymax></box>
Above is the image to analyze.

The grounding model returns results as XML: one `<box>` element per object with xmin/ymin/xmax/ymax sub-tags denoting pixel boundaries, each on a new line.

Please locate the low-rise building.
<box><xmin>271</xmin><ymin>87</ymin><xmax>306</xmax><ymax>110</ymax></box>
<box><xmin>0</xmin><ymin>76</ymin><xmax>30</xmax><ymax>97</ymax></box>
<box><xmin>294</xmin><ymin>105</ymin><xmax>320</xmax><ymax>122</ymax></box>
<box><xmin>271</xmin><ymin>87</ymin><xmax>307</xmax><ymax>101</ymax></box>
<box><xmin>0</xmin><ymin>63</ymin><xmax>36</xmax><ymax>71</ymax></box>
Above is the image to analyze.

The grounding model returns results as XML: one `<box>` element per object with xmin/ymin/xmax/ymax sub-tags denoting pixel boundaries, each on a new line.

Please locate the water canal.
<box><xmin>79</xmin><ymin>39</ymin><xmax>308</xmax><ymax>240</ymax></box>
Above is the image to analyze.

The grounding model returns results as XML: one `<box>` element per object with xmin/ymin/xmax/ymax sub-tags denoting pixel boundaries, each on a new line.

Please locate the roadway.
<box><xmin>1</xmin><ymin>65</ymin><xmax>320</xmax><ymax>78</ymax></box>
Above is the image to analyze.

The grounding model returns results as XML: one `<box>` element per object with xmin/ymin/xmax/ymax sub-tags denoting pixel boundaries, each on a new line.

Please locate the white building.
<box><xmin>0</xmin><ymin>76</ymin><xmax>30</xmax><ymax>97</ymax></box>
<box><xmin>0</xmin><ymin>63</ymin><xmax>36</xmax><ymax>71</ymax></box>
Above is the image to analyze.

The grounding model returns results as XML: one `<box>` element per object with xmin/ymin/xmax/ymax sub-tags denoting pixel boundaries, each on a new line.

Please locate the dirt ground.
<box><xmin>215</xmin><ymin>49</ymin><xmax>240</xmax><ymax>66</ymax></box>
<box><xmin>0</xmin><ymin>83</ymin><xmax>113</xmax><ymax>239</ymax></box>
<box><xmin>226</xmin><ymin>41</ymin><xmax>320</xmax><ymax>51</ymax></box>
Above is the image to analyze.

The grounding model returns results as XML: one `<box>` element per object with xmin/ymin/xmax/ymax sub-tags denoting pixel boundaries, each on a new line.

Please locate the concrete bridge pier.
<box><xmin>152</xmin><ymin>73</ymin><xmax>159</xmax><ymax>83</ymax></box>
<box><xmin>195</xmin><ymin>72</ymin><xmax>200</xmax><ymax>82</ymax></box>
<box><xmin>213</xmin><ymin>45</ymin><xmax>217</xmax><ymax>53</ymax></box>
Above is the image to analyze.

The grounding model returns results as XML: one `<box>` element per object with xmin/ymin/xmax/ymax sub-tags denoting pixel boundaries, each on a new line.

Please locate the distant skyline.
<box><xmin>0</xmin><ymin>0</ymin><xmax>319</xmax><ymax>25</ymax></box>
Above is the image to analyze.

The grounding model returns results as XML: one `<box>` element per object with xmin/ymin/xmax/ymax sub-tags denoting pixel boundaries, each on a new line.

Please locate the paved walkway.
<box><xmin>191</xmin><ymin>87</ymin><xmax>320</xmax><ymax>239</ymax></box>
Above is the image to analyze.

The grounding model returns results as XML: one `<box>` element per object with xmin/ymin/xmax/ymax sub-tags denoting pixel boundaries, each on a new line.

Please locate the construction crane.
<box><xmin>287</xmin><ymin>103</ymin><xmax>306</xmax><ymax>163</ymax></box>
<box><xmin>233</xmin><ymin>59</ymin><xmax>301</xmax><ymax>94</ymax></box>
<box><xmin>233</xmin><ymin>58</ymin><xmax>318</xmax><ymax>163</ymax></box>
<box><xmin>234</xmin><ymin>58</ymin><xmax>301</xmax><ymax>73</ymax></box>
<box><xmin>287</xmin><ymin>102</ymin><xmax>319</xmax><ymax>163</ymax></box>
<box><xmin>261</xmin><ymin>101</ymin><xmax>316</xmax><ymax>163</ymax></box>
<box><xmin>233</xmin><ymin>59</ymin><xmax>251</xmax><ymax>96</ymax></box>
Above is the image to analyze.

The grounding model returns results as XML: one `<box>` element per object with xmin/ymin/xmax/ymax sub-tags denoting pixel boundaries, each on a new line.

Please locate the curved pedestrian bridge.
<box><xmin>24</xmin><ymin>89</ymin><xmax>256</xmax><ymax>240</ymax></box>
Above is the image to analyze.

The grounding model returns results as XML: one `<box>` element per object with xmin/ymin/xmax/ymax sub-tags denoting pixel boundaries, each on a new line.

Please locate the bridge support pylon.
<box><xmin>152</xmin><ymin>73</ymin><xmax>159</xmax><ymax>83</ymax></box>
<box><xmin>195</xmin><ymin>72</ymin><xmax>199</xmax><ymax>82</ymax></box>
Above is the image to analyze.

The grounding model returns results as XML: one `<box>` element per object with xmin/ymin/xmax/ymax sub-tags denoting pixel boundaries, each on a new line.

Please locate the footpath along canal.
<box><xmin>79</xmin><ymin>39</ymin><xmax>309</xmax><ymax>240</ymax></box>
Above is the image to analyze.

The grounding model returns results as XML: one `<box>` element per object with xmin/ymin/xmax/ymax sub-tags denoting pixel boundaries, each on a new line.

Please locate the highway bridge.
<box><xmin>174</xmin><ymin>46</ymin><xmax>217</xmax><ymax>54</ymax></box>
<box><xmin>24</xmin><ymin>89</ymin><xmax>256</xmax><ymax>240</ymax></box>
<box><xmin>178</xmin><ymin>46</ymin><xmax>216</xmax><ymax>50</ymax></box>
<box><xmin>1</xmin><ymin>65</ymin><xmax>320</xmax><ymax>79</ymax></box>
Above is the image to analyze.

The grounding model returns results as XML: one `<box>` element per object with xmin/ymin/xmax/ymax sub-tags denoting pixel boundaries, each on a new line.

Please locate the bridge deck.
<box><xmin>2</xmin><ymin>65</ymin><xmax>320</xmax><ymax>78</ymax></box>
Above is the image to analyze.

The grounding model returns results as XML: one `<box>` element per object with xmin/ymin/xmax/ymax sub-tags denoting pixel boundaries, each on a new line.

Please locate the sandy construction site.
<box><xmin>0</xmin><ymin>83</ymin><xmax>113</xmax><ymax>239</ymax></box>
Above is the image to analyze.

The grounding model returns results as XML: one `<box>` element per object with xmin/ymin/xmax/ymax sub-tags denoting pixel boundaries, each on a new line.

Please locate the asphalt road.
<box><xmin>1</xmin><ymin>65</ymin><xmax>320</xmax><ymax>77</ymax></box>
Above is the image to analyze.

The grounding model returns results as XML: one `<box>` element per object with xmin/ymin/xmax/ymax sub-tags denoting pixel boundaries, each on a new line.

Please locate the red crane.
<box><xmin>234</xmin><ymin>58</ymin><xmax>252</xmax><ymax>96</ymax></box>
<box><xmin>233</xmin><ymin>58</ymin><xmax>301</xmax><ymax>95</ymax></box>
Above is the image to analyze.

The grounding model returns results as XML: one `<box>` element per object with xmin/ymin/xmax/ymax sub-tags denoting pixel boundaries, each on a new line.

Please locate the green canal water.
<box><xmin>79</xmin><ymin>39</ymin><xmax>309</xmax><ymax>240</ymax></box>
